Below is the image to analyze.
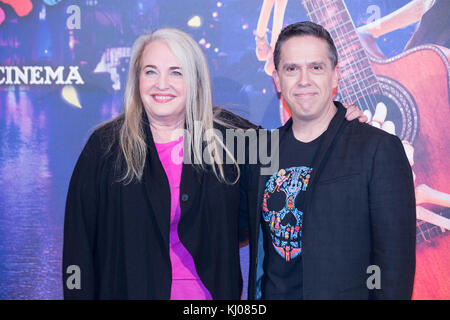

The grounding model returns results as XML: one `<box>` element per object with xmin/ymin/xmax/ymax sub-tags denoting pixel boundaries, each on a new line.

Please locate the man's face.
<box><xmin>273</xmin><ymin>36</ymin><xmax>339</xmax><ymax>122</ymax></box>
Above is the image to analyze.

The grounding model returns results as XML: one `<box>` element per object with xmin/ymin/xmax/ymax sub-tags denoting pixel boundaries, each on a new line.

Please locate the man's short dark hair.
<box><xmin>273</xmin><ymin>21</ymin><xmax>338</xmax><ymax>70</ymax></box>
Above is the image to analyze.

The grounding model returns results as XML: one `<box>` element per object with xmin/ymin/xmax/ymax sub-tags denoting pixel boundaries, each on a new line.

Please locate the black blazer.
<box><xmin>245</xmin><ymin>102</ymin><xmax>416</xmax><ymax>300</ymax></box>
<box><xmin>63</xmin><ymin>111</ymin><xmax>253</xmax><ymax>299</ymax></box>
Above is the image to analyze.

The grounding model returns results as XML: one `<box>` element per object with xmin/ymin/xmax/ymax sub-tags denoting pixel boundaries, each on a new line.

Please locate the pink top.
<box><xmin>155</xmin><ymin>136</ymin><xmax>212</xmax><ymax>300</ymax></box>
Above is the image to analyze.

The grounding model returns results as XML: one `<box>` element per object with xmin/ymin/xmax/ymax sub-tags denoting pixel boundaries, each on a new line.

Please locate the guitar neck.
<box><xmin>416</xmin><ymin>208</ymin><xmax>450</xmax><ymax>244</ymax></box>
<box><xmin>301</xmin><ymin>0</ymin><xmax>382</xmax><ymax>110</ymax></box>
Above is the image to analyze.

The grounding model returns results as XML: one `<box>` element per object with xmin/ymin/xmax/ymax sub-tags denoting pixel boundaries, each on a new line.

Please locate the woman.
<box><xmin>63</xmin><ymin>28</ymin><xmax>365</xmax><ymax>299</ymax></box>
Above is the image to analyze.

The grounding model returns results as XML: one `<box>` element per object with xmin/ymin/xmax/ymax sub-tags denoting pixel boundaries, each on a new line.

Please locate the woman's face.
<box><xmin>139</xmin><ymin>40</ymin><xmax>187</xmax><ymax>125</ymax></box>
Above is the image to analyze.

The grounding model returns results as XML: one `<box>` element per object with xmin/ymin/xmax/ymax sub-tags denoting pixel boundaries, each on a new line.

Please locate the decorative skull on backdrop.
<box><xmin>262</xmin><ymin>166</ymin><xmax>312</xmax><ymax>262</ymax></box>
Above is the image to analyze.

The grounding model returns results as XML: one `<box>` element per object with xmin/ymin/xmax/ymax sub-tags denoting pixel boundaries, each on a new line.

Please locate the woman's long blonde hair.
<box><xmin>117</xmin><ymin>28</ymin><xmax>239</xmax><ymax>184</ymax></box>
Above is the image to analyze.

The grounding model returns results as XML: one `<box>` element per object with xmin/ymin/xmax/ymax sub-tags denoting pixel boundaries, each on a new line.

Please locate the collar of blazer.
<box><xmin>254</xmin><ymin>101</ymin><xmax>348</xmax><ymax>236</ymax></box>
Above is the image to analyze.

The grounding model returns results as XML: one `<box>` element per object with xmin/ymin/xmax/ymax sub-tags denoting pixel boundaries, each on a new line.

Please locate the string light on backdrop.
<box><xmin>187</xmin><ymin>15</ymin><xmax>202</xmax><ymax>28</ymax></box>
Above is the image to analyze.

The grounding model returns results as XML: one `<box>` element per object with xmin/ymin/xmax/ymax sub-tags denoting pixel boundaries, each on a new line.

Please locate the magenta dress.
<box><xmin>155</xmin><ymin>136</ymin><xmax>212</xmax><ymax>300</ymax></box>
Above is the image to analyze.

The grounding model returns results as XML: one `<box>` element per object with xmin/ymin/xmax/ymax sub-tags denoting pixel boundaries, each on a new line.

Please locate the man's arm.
<box><xmin>358</xmin><ymin>0</ymin><xmax>434</xmax><ymax>39</ymax></box>
<box><xmin>368</xmin><ymin>133</ymin><xmax>416</xmax><ymax>299</ymax></box>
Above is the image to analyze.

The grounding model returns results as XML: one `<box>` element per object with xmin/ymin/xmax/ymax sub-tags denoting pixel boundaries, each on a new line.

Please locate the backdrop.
<box><xmin>0</xmin><ymin>0</ymin><xmax>448</xmax><ymax>299</ymax></box>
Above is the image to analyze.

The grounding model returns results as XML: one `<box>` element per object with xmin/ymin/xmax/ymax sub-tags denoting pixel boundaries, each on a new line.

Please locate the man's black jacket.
<box><xmin>243</xmin><ymin>102</ymin><xmax>416</xmax><ymax>300</ymax></box>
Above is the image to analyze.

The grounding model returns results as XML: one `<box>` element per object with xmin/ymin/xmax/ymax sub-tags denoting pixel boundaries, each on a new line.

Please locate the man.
<box><xmin>244</xmin><ymin>21</ymin><xmax>416</xmax><ymax>300</ymax></box>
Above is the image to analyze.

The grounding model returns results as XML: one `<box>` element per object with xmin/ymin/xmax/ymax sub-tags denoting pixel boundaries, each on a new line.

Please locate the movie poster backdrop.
<box><xmin>0</xmin><ymin>0</ymin><xmax>448</xmax><ymax>299</ymax></box>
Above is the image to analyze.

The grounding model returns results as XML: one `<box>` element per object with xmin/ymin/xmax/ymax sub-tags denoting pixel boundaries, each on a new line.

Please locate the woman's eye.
<box><xmin>171</xmin><ymin>70</ymin><xmax>182</xmax><ymax>76</ymax></box>
<box><xmin>145</xmin><ymin>69</ymin><xmax>156</xmax><ymax>75</ymax></box>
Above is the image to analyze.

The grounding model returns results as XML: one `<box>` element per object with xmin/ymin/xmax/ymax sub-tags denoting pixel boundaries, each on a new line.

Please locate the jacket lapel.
<box><xmin>301</xmin><ymin>102</ymin><xmax>347</xmax><ymax>242</ymax></box>
<box><xmin>179</xmin><ymin>155</ymin><xmax>204</xmax><ymax>216</ymax></box>
<box><xmin>142</xmin><ymin>114</ymin><xmax>171</xmax><ymax>251</ymax></box>
<box><xmin>254</xmin><ymin>119</ymin><xmax>293</xmax><ymax>233</ymax></box>
<box><xmin>308</xmin><ymin>102</ymin><xmax>347</xmax><ymax>184</ymax></box>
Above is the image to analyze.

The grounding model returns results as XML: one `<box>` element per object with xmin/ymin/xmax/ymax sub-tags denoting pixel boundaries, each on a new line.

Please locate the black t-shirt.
<box><xmin>261</xmin><ymin>127</ymin><xmax>322</xmax><ymax>300</ymax></box>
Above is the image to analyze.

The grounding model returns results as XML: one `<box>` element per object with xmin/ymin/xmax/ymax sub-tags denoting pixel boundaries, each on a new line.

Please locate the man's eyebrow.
<box><xmin>308</xmin><ymin>61</ymin><xmax>326</xmax><ymax>66</ymax></box>
<box><xmin>282</xmin><ymin>62</ymin><xmax>300</xmax><ymax>69</ymax></box>
<box><xmin>281</xmin><ymin>61</ymin><xmax>327</xmax><ymax>69</ymax></box>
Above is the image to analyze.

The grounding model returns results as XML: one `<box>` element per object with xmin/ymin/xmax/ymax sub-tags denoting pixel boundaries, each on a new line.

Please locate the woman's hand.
<box><xmin>343</xmin><ymin>104</ymin><xmax>368</xmax><ymax>122</ymax></box>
